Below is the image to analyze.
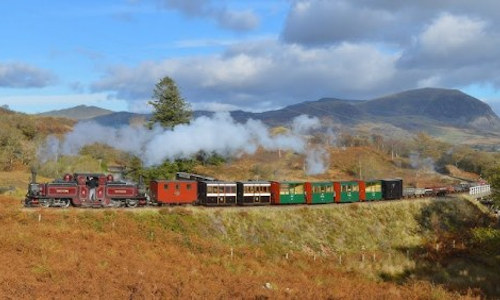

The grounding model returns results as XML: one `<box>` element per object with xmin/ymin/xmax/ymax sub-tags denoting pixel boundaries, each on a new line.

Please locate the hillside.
<box><xmin>39</xmin><ymin>105</ymin><xmax>113</xmax><ymax>120</ymax></box>
<box><xmin>0</xmin><ymin>193</ymin><xmax>497</xmax><ymax>298</ymax></box>
<box><xmin>0</xmin><ymin>109</ymin><xmax>74</xmax><ymax>171</ymax></box>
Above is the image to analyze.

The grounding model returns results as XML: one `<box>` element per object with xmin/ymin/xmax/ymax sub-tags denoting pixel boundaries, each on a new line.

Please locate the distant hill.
<box><xmin>192</xmin><ymin>88</ymin><xmax>500</xmax><ymax>129</ymax></box>
<box><xmin>39</xmin><ymin>105</ymin><xmax>113</xmax><ymax>120</ymax></box>
<box><xmin>357</xmin><ymin>88</ymin><xmax>500</xmax><ymax>130</ymax></box>
<box><xmin>89</xmin><ymin>111</ymin><xmax>151</xmax><ymax>127</ymax></box>
<box><xmin>49</xmin><ymin>88</ymin><xmax>500</xmax><ymax>146</ymax></box>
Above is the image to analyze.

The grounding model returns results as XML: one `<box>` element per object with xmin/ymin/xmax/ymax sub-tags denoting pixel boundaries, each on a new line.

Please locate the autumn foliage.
<box><xmin>0</xmin><ymin>195</ymin><xmax>483</xmax><ymax>299</ymax></box>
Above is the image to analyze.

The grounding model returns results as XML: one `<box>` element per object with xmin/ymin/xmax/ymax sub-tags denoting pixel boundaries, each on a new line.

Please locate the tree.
<box><xmin>148</xmin><ymin>76</ymin><xmax>192</xmax><ymax>129</ymax></box>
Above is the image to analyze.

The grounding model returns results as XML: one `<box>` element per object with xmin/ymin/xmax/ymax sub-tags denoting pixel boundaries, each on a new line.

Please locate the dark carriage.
<box><xmin>381</xmin><ymin>179</ymin><xmax>403</xmax><ymax>200</ymax></box>
<box><xmin>236</xmin><ymin>181</ymin><xmax>271</xmax><ymax>206</ymax></box>
<box><xmin>197</xmin><ymin>181</ymin><xmax>237</xmax><ymax>206</ymax></box>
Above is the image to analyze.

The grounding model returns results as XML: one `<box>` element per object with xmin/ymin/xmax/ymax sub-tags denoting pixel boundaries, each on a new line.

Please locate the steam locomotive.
<box><xmin>25</xmin><ymin>171</ymin><xmax>489</xmax><ymax>208</ymax></box>
<box><xmin>25</xmin><ymin>171</ymin><xmax>147</xmax><ymax>208</ymax></box>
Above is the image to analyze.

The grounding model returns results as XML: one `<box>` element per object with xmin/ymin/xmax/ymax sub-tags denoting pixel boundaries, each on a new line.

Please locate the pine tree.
<box><xmin>148</xmin><ymin>76</ymin><xmax>192</xmax><ymax>129</ymax></box>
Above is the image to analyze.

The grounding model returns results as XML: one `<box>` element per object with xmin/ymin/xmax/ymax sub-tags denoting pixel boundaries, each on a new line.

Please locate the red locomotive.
<box><xmin>25</xmin><ymin>171</ymin><xmax>147</xmax><ymax>208</ymax></box>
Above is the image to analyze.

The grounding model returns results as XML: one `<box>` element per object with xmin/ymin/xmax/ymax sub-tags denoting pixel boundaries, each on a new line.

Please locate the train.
<box><xmin>24</xmin><ymin>171</ymin><xmax>489</xmax><ymax>208</ymax></box>
<box><xmin>25</xmin><ymin>172</ymin><xmax>147</xmax><ymax>208</ymax></box>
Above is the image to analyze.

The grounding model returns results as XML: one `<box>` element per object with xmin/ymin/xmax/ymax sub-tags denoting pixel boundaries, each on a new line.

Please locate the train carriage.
<box><xmin>334</xmin><ymin>181</ymin><xmax>360</xmax><ymax>203</ymax></box>
<box><xmin>236</xmin><ymin>181</ymin><xmax>271</xmax><ymax>205</ymax></box>
<box><xmin>304</xmin><ymin>181</ymin><xmax>335</xmax><ymax>204</ymax></box>
<box><xmin>150</xmin><ymin>180</ymin><xmax>198</xmax><ymax>205</ymax></box>
<box><xmin>270</xmin><ymin>181</ymin><xmax>306</xmax><ymax>205</ymax></box>
<box><xmin>381</xmin><ymin>179</ymin><xmax>403</xmax><ymax>200</ymax></box>
<box><xmin>359</xmin><ymin>180</ymin><xmax>382</xmax><ymax>201</ymax></box>
<box><xmin>198</xmin><ymin>181</ymin><xmax>237</xmax><ymax>206</ymax></box>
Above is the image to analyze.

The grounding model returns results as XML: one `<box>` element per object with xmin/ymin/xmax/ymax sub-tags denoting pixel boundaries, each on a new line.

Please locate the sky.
<box><xmin>2</xmin><ymin>0</ymin><xmax>500</xmax><ymax>115</ymax></box>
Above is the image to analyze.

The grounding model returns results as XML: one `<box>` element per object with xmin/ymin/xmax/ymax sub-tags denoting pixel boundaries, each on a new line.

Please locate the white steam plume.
<box><xmin>305</xmin><ymin>148</ymin><xmax>330</xmax><ymax>175</ymax></box>
<box><xmin>409</xmin><ymin>152</ymin><xmax>435</xmax><ymax>172</ymax></box>
<box><xmin>38</xmin><ymin>113</ymin><xmax>329</xmax><ymax>174</ymax></box>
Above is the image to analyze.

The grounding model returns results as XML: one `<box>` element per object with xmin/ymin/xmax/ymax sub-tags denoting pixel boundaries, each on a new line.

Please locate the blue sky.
<box><xmin>2</xmin><ymin>0</ymin><xmax>500</xmax><ymax>115</ymax></box>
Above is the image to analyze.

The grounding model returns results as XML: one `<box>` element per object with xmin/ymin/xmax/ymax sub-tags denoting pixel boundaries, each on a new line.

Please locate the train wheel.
<box><xmin>63</xmin><ymin>199</ymin><xmax>71</xmax><ymax>208</ymax></box>
<box><xmin>111</xmin><ymin>200</ymin><xmax>122</xmax><ymax>208</ymax></box>
<box><xmin>41</xmin><ymin>199</ymin><xmax>51</xmax><ymax>208</ymax></box>
<box><xmin>125</xmin><ymin>199</ymin><xmax>138</xmax><ymax>208</ymax></box>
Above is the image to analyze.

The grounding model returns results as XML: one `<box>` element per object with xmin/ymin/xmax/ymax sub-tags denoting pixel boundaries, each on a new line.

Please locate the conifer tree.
<box><xmin>148</xmin><ymin>76</ymin><xmax>192</xmax><ymax>129</ymax></box>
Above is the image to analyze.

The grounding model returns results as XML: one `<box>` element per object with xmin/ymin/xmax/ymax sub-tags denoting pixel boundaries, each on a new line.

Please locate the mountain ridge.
<box><xmin>38</xmin><ymin>88</ymin><xmax>500</xmax><ymax>134</ymax></box>
<box><xmin>38</xmin><ymin>105</ymin><xmax>114</xmax><ymax>120</ymax></box>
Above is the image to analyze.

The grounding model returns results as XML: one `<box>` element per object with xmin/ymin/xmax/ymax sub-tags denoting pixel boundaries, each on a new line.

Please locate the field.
<box><xmin>0</xmin><ymin>191</ymin><xmax>498</xmax><ymax>298</ymax></box>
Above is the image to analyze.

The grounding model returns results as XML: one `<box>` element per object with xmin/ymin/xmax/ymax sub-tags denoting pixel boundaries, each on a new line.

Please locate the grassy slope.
<box><xmin>195</xmin><ymin>147</ymin><xmax>451</xmax><ymax>187</ymax></box>
<box><xmin>0</xmin><ymin>194</ymin><xmax>495</xmax><ymax>299</ymax></box>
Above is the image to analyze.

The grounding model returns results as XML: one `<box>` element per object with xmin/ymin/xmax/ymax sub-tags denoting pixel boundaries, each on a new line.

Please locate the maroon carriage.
<box><xmin>25</xmin><ymin>172</ymin><xmax>147</xmax><ymax>208</ymax></box>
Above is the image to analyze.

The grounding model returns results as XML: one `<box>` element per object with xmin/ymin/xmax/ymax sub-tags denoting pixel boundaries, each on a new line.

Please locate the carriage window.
<box><xmin>280</xmin><ymin>185</ymin><xmax>289</xmax><ymax>195</ymax></box>
<box><xmin>186</xmin><ymin>184</ymin><xmax>192</xmax><ymax>190</ymax></box>
<box><xmin>293</xmin><ymin>184</ymin><xmax>304</xmax><ymax>194</ymax></box>
<box><xmin>163</xmin><ymin>184</ymin><xmax>169</xmax><ymax>190</ymax></box>
<box><xmin>342</xmin><ymin>185</ymin><xmax>347</xmax><ymax>192</ymax></box>
<box><xmin>175</xmin><ymin>184</ymin><xmax>180</xmax><ymax>191</ymax></box>
<box><xmin>207</xmin><ymin>186</ymin><xmax>214</xmax><ymax>193</ymax></box>
<box><xmin>366</xmin><ymin>182</ymin><xmax>381</xmax><ymax>192</ymax></box>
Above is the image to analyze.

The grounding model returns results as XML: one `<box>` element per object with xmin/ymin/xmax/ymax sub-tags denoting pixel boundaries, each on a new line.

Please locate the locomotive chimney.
<box><xmin>30</xmin><ymin>167</ymin><xmax>37</xmax><ymax>184</ymax></box>
<box><xmin>138</xmin><ymin>175</ymin><xmax>146</xmax><ymax>195</ymax></box>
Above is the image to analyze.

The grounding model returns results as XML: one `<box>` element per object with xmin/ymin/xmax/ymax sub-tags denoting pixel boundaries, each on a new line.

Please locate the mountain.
<box><xmin>56</xmin><ymin>88</ymin><xmax>499</xmax><ymax>142</ymax></box>
<box><xmin>38</xmin><ymin>105</ymin><xmax>114</xmax><ymax>120</ymax></box>
<box><xmin>357</xmin><ymin>88</ymin><xmax>500</xmax><ymax>130</ymax></box>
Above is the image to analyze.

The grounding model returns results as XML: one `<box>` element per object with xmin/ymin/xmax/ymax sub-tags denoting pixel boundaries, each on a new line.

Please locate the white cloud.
<box><xmin>420</xmin><ymin>14</ymin><xmax>488</xmax><ymax>56</ymax></box>
<box><xmin>0</xmin><ymin>62</ymin><xmax>56</xmax><ymax>88</ymax></box>
<box><xmin>86</xmin><ymin>1</ymin><xmax>500</xmax><ymax>114</ymax></box>
<box><xmin>158</xmin><ymin>0</ymin><xmax>259</xmax><ymax>31</ymax></box>
<box><xmin>91</xmin><ymin>40</ymin><xmax>399</xmax><ymax>110</ymax></box>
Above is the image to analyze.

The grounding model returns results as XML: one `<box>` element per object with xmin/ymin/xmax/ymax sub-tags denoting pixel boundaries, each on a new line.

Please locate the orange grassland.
<box><xmin>0</xmin><ymin>195</ymin><xmax>476</xmax><ymax>299</ymax></box>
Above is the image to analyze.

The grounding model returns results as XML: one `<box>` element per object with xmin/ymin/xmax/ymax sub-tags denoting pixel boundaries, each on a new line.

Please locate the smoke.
<box><xmin>38</xmin><ymin>113</ymin><xmax>330</xmax><ymax>174</ymax></box>
<box><xmin>305</xmin><ymin>148</ymin><xmax>329</xmax><ymax>175</ymax></box>
<box><xmin>291</xmin><ymin>115</ymin><xmax>321</xmax><ymax>134</ymax></box>
<box><xmin>409</xmin><ymin>152</ymin><xmax>435</xmax><ymax>172</ymax></box>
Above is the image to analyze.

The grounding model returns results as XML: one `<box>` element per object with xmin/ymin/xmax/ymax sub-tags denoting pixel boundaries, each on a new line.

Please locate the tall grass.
<box><xmin>0</xmin><ymin>195</ymin><xmax>490</xmax><ymax>299</ymax></box>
